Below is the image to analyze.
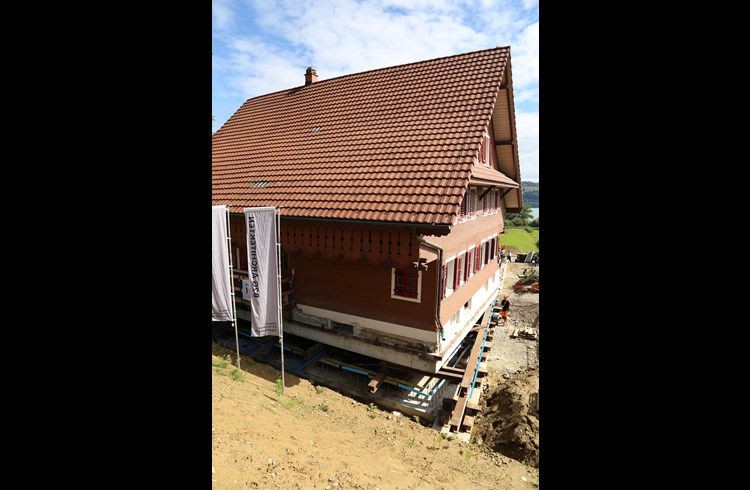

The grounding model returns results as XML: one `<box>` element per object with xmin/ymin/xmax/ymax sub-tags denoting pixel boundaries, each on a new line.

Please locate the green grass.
<box><xmin>280</xmin><ymin>394</ymin><xmax>304</xmax><ymax>410</ymax></box>
<box><xmin>211</xmin><ymin>354</ymin><xmax>231</xmax><ymax>369</ymax></box>
<box><xmin>229</xmin><ymin>368</ymin><xmax>245</xmax><ymax>382</ymax></box>
<box><xmin>500</xmin><ymin>228</ymin><xmax>539</xmax><ymax>253</ymax></box>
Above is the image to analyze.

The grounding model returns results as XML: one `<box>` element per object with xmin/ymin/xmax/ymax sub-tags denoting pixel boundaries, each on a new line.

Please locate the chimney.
<box><xmin>305</xmin><ymin>67</ymin><xmax>318</xmax><ymax>86</ymax></box>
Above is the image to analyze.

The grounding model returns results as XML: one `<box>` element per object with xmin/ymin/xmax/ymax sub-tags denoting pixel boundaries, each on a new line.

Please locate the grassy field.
<box><xmin>499</xmin><ymin>227</ymin><xmax>539</xmax><ymax>253</ymax></box>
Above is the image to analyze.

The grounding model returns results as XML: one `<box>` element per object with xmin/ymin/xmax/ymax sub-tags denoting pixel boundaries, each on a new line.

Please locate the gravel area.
<box><xmin>485</xmin><ymin>261</ymin><xmax>540</xmax><ymax>383</ymax></box>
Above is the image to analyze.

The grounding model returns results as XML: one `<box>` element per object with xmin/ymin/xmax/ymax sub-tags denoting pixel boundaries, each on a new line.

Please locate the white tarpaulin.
<box><xmin>244</xmin><ymin>207</ymin><xmax>280</xmax><ymax>337</ymax></box>
<box><xmin>212</xmin><ymin>205</ymin><xmax>233</xmax><ymax>321</ymax></box>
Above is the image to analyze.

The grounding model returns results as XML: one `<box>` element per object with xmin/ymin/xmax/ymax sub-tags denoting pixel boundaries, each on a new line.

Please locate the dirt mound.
<box><xmin>474</xmin><ymin>366</ymin><xmax>539</xmax><ymax>468</ymax></box>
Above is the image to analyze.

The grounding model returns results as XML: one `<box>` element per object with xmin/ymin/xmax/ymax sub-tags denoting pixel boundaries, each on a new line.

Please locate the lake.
<box><xmin>531</xmin><ymin>207</ymin><xmax>539</xmax><ymax>219</ymax></box>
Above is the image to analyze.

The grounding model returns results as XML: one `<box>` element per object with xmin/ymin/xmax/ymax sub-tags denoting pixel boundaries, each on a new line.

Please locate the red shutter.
<box><xmin>475</xmin><ymin>245</ymin><xmax>481</xmax><ymax>271</ymax></box>
<box><xmin>406</xmin><ymin>270</ymin><xmax>418</xmax><ymax>298</ymax></box>
<box><xmin>487</xmin><ymin>135</ymin><xmax>492</xmax><ymax>166</ymax></box>
<box><xmin>441</xmin><ymin>264</ymin><xmax>447</xmax><ymax>299</ymax></box>
<box><xmin>454</xmin><ymin>257</ymin><xmax>462</xmax><ymax>288</ymax></box>
<box><xmin>464</xmin><ymin>251</ymin><xmax>471</xmax><ymax>281</ymax></box>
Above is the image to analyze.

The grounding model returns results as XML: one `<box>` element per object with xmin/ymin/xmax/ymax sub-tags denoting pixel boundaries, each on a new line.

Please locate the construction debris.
<box><xmin>510</xmin><ymin>328</ymin><xmax>537</xmax><ymax>341</ymax></box>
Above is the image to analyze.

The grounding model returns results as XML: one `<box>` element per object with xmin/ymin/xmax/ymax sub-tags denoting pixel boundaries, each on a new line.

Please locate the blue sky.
<box><xmin>212</xmin><ymin>0</ymin><xmax>538</xmax><ymax>182</ymax></box>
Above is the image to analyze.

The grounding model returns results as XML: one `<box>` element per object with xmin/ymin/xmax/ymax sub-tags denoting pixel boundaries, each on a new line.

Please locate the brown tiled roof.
<box><xmin>212</xmin><ymin>46</ymin><xmax>516</xmax><ymax>226</ymax></box>
<box><xmin>469</xmin><ymin>165</ymin><xmax>520</xmax><ymax>188</ymax></box>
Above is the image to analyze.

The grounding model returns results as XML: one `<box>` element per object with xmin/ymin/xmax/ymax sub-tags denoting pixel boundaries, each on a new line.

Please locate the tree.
<box><xmin>505</xmin><ymin>204</ymin><xmax>534</xmax><ymax>227</ymax></box>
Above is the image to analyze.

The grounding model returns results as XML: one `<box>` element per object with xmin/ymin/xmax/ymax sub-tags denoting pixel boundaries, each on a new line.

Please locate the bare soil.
<box><xmin>472</xmin><ymin>262</ymin><xmax>540</xmax><ymax>468</ymax></box>
<box><xmin>211</xmin><ymin>261</ymin><xmax>540</xmax><ymax>489</ymax></box>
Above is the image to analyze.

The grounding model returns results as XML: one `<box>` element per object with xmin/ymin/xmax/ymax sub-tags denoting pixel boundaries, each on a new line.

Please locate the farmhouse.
<box><xmin>212</xmin><ymin>46</ymin><xmax>522</xmax><ymax>374</ymax></box>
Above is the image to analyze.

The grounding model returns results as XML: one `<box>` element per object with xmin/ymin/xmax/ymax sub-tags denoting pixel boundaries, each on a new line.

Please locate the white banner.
<box><xmin>244</xmin><ymin>207</ymin><xmax>280</xmax><ymax>336</ymax></box>
<box><xmin>211</xmin><ymin>205</ymin><xmax>233</xmax><ymax>321</ymax></box>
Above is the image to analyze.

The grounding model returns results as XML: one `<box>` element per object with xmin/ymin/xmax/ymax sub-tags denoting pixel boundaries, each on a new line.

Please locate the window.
<box><xmin>457</xmin><ymin>253</ymin><xmax>465</xmax><ymax>286</ymax></box>
<box><xmin>479</xmin><ymin>132</ymin><xmax>490</xmax><ymax>166</ymax></box>
<box><xmin>486</xmin><ymin>134</ymin><xmax>492</xmax><ymax>167</ymax></box>
<box><xmin>469</xmin><ymin>189</ymin><xmax>477</xmax><ymax>216</ymax></box>
<box><xmin>391</xmin><ymin>268</ymin><xmax>421</xmax><ymax>302</ymax></box>
<box><xmin>445</xmin><ymin>258</ymin><xmax>456</xmax><ymax>297</ymax></box>
<box><xmin>441</xmin><ymin>264</ymin><xmax>447</xmax><ymax>299</ymax></box>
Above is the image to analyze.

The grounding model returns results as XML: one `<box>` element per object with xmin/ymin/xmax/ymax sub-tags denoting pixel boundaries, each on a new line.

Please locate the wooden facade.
<box><xmin>227</xmin><ymin>174</ymin><xmax>507</xmax><ymax>373</ymax></box>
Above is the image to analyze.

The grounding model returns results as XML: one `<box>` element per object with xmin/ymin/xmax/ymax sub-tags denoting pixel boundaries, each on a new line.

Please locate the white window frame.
<box><xmin>390</xmin><ymin>268</ymin><xmax>422</xmax><ymax>303</ymax></box>
<box><xmin>445</xmin><ymin>257</ymin><xmax>455</xmax><ymax>297</ymax></box>
<box><xmin>458</xmin><ymin>252</ymin><xmax>466</xmax><ymax>286</ymax></box>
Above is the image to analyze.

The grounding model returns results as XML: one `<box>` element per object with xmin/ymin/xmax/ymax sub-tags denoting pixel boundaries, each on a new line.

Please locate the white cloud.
<box><xmin>214</xmin><ymin>0</ymin><xmax>538</xmax><ymax>180</ymax></box>
<box><xmin>223</xmin><ymin>1</ymin><xmax>537</xmax><ymax>94</ymax></box>
<box><xmin>508</xmin><ymin>21</ymin><xmax>538</xmax><ymax>89</ymax></box>
<box><xmin>212</xmin><ymin>0</ymin><xmax>236</xmax><ymax>31</ymax></box>
<box><xmin>515</xmin><ymin>111</ymin><xmax>539</xmax><ymax>181</ymax></box>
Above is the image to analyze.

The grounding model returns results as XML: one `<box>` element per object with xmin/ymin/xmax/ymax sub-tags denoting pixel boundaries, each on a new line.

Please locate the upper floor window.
<box><xmin>479</xmin><ymin>132</ymin><xmax>491</xmax><ymax>166</ymax></box>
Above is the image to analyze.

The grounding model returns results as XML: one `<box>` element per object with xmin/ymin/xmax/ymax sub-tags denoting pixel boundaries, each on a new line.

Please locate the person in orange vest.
<box><xmin>499</xmin><ymin>293</ymin><xmax>512</xmax><ymax>327</ymax></box>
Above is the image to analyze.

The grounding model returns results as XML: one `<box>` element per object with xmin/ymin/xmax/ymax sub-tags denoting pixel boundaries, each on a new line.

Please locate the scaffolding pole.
<box><xmin>276</xmin><ymin>207</ymin><xmax>285</xmax><ymax>394</ymax></box>
<box><xmin>225</xmin><ymin>207</ymin><xmax>241</xmax><ymax>369</ymax></box>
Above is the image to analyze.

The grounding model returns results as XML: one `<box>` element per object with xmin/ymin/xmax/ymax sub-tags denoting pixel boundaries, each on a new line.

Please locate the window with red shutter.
<box><xmin>441</xmin><ymin>264</ymin><xmax>447</xmax><ymax>299</ymax></box>
<box><xmin>455</xmin><ymin>256</ymin><xmax>462</xmax><ymax>288</ymax></box>
<box><xmin>393</xmin><ymin>268</ymin><xmax>419</xmax><ymax>299</ymax></box>
<box><xmin>484</xmin><ymin>241</ymin><xmax>490</xmax><ymax>264</ymax></box>
<box><xmin>465</xmin><ymin>250</ymin><xmax>472</xmax><ymax>280</ymax></box>
<box><xmin>486</xmin><ymin>134</ymin><xmax>492</xmax><ymax>167</ymax></box>
<box><xmin>483</xmin><ymin>136</ymin><xmax>487</xmax><ymax>163</ymax></box>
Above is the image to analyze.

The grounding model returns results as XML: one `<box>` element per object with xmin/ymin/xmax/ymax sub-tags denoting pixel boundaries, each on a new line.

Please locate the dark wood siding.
<box><xmin>289</xmin><ymin>253</ymin><xmax>437</xmax><ymax>332</ymax></box>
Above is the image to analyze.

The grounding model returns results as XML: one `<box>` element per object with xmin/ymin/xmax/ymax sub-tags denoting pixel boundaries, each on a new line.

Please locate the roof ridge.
<box><xmin>311</xmin><ymin>45</ymin><xmax>510</xmax><ymax>86</ymax></box>
<box><xmin>233</xmin><ymin>45</ymin><xmax>510</xmax><ymax>105</ymax></box>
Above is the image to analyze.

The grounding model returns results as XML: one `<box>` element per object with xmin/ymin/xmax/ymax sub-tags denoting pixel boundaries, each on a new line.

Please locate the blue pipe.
<box><xmin>276</xmin><ymin>342</ymin><xmax>292</xmax><ymax>352</ymax></box>
<box><xmin>294</xmin><ymin>349</ymin><xmax>328</xmax><ymax>374</ymax></box>
<box><xmin>397</xmin><ymin>383</ymin><xmax>432</xmax><ymax>398</ymax></box>
<box><xmin>432</xmin><ymin>378</ymin><xmax>446</xmax><ymax>394</ymax></box>
<box><xmin>341</xmin><ymin>365</ymin><xmax>370</xmax><ymax>376</ymax></box>
<box><xmin>469</xmin><ymin>295</ymin><xmax>497</xmax><ymax>399</ymax></box>
<box><xmin>241</xmin><ymin>336</ymin><xmax>278</xmax><ymax>355</ymax></box>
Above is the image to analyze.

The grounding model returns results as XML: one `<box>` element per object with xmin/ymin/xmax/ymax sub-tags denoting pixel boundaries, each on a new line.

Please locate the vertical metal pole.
<box><xmin>276</xmin><ymin>207</ymin><xmax>285</xmax><ymax>394</ymax></box>
<box><xmin>225</xmin><ymin>208</ymin><xmax>241</xmax><ymax>370</ymax></box>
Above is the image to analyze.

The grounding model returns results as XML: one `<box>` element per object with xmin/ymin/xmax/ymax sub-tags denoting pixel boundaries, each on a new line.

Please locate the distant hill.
<box><xmin>521</xmin><ymin>181</ymin><xmax>538</xmax><ymax>207</ymax></box>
